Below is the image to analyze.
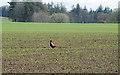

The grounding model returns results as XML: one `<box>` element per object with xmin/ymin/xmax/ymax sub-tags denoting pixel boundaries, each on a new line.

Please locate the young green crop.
<box><xmin>2</xmin><ymin>22</ymin><xmax>118</xmax><ymax>33</ymax></box>
<box><xmin>2</xmin><ymin>22</ymin><xmax>118</xmax><ymax>73</ymax></box>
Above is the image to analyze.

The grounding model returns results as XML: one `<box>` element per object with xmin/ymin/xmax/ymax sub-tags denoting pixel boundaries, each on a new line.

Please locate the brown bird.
<box><xmin>50</xmin><ymin>40</ymin><xmax>61</xmax><ymax>48</ymax></box>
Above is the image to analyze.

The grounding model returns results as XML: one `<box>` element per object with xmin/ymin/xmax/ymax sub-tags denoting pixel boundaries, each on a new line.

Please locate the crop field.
<box><xmin>2</xmin><ymin>21</ymin><xmax>118</xmax><ymax>73</ymax></box>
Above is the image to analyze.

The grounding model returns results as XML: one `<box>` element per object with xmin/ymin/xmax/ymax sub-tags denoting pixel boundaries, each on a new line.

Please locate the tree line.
<box><xmin>0</xmin><ymin>1</ymin><xmax>119</xmax><ymax>23</ymax></box>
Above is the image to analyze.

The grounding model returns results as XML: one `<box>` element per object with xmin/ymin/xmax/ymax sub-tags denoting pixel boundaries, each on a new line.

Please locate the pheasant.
<box><xmin>50</xmin><ymin>40</ymin><xmax>61</xmax><ymax>48</ymax></box>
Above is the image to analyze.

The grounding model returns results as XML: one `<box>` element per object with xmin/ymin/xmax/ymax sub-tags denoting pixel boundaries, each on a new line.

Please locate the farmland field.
<box><xmin>2</xmin><ymin>21</ymin><xmax>118</xmax><ymax>73</ymax></box>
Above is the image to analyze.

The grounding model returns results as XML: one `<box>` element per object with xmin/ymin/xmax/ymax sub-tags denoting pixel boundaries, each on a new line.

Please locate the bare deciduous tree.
<box><xmin>32</xmin><ymin>11</ymin><xmax>50</xmax><ymax>23</ymax></box>
<box><xmin>51</xmin><ymin>13</ymin><xmax>70</xmax><ymax>23</ymax></box>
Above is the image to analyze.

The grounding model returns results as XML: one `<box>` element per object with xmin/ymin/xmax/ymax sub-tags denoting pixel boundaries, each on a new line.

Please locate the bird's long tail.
<box><xmin>55</xmin><ymin>45</ymin><xmax>67</xmax><ymax>48</ymax></box>
<box><xmin>55</xmin><ymin>45</ymin><xmax>61</xmax><ymax>48</ymax></box>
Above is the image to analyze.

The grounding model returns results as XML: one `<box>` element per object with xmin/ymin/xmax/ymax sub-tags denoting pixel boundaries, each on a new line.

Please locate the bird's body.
<box><xmin>50</xmin><ymin>40</ymin><xmax>61</xmax><ymax>48</ymax></box>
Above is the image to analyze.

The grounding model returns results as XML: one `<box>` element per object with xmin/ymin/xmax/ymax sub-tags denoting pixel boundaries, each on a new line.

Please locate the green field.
<box><xmin>2</xmin><ymin>21</ymin><xmax>118</xmax><ymax>73</ymax></box>
<box><xmin>2</xmin><ymin>22</ymin><xmax>118</xmax><ymax>32</ymax></box>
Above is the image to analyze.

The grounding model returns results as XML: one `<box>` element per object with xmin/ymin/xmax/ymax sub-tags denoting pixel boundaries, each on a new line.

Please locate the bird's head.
<box><xmin>50</xmin><ymin>40</ymin><xmax>52</xmax><ymax>42</ymax></box>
